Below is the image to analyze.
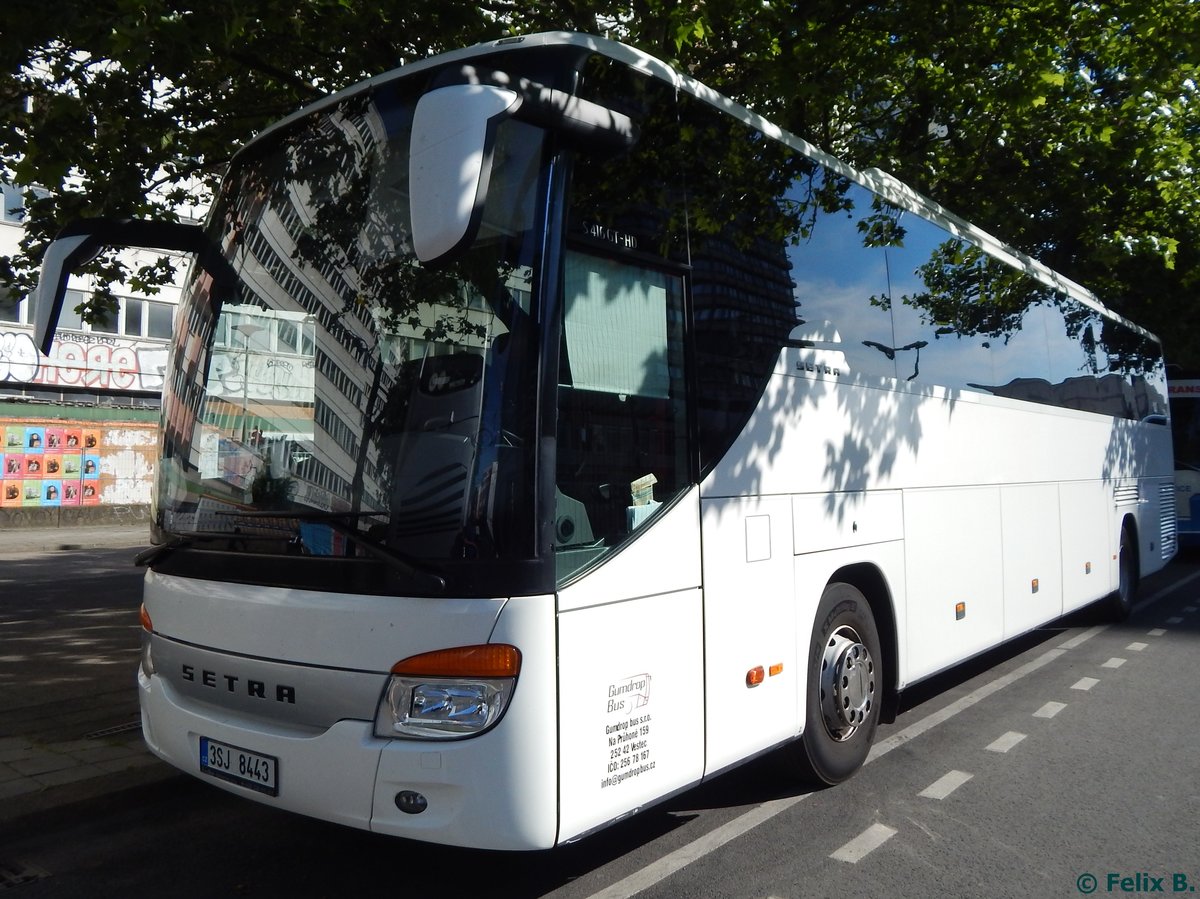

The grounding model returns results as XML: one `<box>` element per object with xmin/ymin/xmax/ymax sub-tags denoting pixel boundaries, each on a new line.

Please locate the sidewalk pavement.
<box><xmin>0</xmin><ymin>522</ymin><xmax>151</xmax><ymax>554</ymax></box>
<box><xmin>0</xmin><ymin>523</ymin><xmax>176</xmax><ymax>830</ymax></box>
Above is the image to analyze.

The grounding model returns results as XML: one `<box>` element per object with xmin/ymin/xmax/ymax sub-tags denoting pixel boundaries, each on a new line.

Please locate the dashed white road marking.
<box><xmin>1126</xmin><ymin>642</ymin><xmax>1149</xmax><ymax>651</ymax></box>
<box><xmin>1033</xmin><ymin>701</ymin><xmax>1066</xmax><ymax>718</ymax></box>
<box><xmin>1185</xmin><ymin>606</ymin><xmax>1197</xmax><ymax>613</ymax></box>
<box><xmin>1147</xmin><ymin>628</ymin><xmax>1167</xmax><ymax>637</ymax></box>
<box><xmin>831</xmin><ymin>823</ymin><xmax>898</xmax><ymax>863</ymax></box>
<box><xmin>1057</xmin><ymin>625</ymin><xmax>1107</xmax><ymax>650</ymax></box>
<box><xmin>1101</xmin><ymin>657</ymin><xmax>1126</xmax><ymax>669</ymax></box>
<box><xmin>919</xmin><ymin>770</ymin><xmax>973</xmax><ymax>800</ymax></box>
<box><xmin>867</xmin><ymin>645</ymin><xmax>1069</xmax><ymax>764</ymax></box>
<box><xmin>986</xmin><ymin>731</ymin><xmax>1027</xmax><ymax>753</ymax></box>
<box><xmin>1166</xmin><ymin>617</ymin><xmax>1183</xmax><ymax>625</ymax></box>
<box><xmin>1071</xmin><ymin>677</ymin><xmax>1099</xmax><ymax>691</ymax></box>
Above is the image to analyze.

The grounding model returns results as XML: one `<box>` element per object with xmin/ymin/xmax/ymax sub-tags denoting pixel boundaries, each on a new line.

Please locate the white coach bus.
<box><xmin>34</xmin><ymin>32</ymin><xmax>1174</xmax><ymax>850</ymax></box>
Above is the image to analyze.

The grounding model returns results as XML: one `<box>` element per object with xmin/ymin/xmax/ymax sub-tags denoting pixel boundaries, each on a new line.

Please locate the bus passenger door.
<box><xmin>553</xmin><ymin>250</ymin><xmax>705</xmax><ymax>844</ymax></box>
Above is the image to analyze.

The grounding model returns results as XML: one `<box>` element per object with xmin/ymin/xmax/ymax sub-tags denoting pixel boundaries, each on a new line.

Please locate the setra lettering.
<box><xmin>180</xmin><ymin>664</ymin><xmax>296</xmax><ymax>704</ymax></box>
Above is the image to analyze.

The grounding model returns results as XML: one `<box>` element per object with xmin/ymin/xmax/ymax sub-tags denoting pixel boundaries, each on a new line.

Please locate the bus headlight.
<box><xmin>373</xmin><ymin>644</ymin><xmax>520</xmax><ymax>740</ymax></box>
<box><xmin>374</xmin><ymin>677</ymin><xmax>513</xmax><ymax>738</ymax></box>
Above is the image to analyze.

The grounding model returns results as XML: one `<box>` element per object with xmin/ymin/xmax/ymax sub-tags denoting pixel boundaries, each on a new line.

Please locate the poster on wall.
<box><xmin>62</xmin><ymin>454</ymin><xmax>81</xmax><ymax>479</ymax></box>
<box><xmin>25</xmin><ymin>427</ymin><xmax>44</xmax><ymax>453</ymax></box>
<box><xmin>1</xmin><ymin>423</ymin><xmax>98</xmax><ymax>509</ymax></box>
<box><xmin>0</xmin><ymin>419</ymin><xmax>156</xmax><ymax>509</ymax></box>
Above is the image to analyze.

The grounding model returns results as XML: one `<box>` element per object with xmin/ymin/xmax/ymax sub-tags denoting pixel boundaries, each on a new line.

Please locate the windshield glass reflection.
<box><xmin>155</xmin><ymin>82</ymin><xmax>545</xmax><ymax>588</ymax></box>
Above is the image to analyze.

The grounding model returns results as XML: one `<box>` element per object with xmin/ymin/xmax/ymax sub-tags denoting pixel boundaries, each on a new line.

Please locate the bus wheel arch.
<box><xmin>793</xmin><ymin>569</ymin><xmax>893</xmax><ymax>786</ymax></box>
<box><xmin>827</xmin><ymin>563</ymin><xmax>898</xmax><ymax>723</ymax></box>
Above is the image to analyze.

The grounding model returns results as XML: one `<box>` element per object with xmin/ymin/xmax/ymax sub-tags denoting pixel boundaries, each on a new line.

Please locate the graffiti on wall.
<box><xmin>1</xmin><ymin>421</ymin><xmax>156</xmax><ymax>508</ymax></box>
<box><xmin>0</xmin><ymin>329</ymin><xmax>169</xmax><ymax>392</ymax></box>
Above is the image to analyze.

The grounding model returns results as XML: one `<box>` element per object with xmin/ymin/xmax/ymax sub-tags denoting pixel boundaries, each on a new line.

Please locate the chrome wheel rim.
<box><xmin>819</xmin><ymin>625</ymin><xmax>876</xmax><ymax>742</ymax></box>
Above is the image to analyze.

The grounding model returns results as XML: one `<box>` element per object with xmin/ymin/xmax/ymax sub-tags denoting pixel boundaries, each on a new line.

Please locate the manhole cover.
<box><xmin>84</xmin><ymin>719</ymin><xmax>142</xmax><ymax>740</ymax></box>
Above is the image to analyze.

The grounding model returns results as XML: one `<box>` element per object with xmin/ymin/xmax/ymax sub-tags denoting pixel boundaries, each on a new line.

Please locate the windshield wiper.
<box><xmin>322</xmin><ymin>519</ymin><xmax>446</xmax><ymax>593</ymax></box>
<box><xmin>214</xmin><ymin>508</ymin><xmax>447</xmax><ymax>593</ymax></box>
<box><xmin>134</xmin><ymin>536</ymin><xmax>192</xmax><ymax>567</ymax></box>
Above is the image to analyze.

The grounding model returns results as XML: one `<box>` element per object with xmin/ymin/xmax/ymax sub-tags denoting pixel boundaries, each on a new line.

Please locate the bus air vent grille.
<box><xmin>1160</xmin><ymin>483</ymin><xmax>1178</xmax><ymax>558</ymax></box>
<box><xmin>1113</xmin><ymin>483</ymin><xmax>1140</xmax><ymax>506</ymax></box>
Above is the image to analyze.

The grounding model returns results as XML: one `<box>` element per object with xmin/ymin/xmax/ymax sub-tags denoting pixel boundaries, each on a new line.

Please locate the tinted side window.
<box><xmin>878</xmin><ymin>210</ymin><xmax>1162</xmax><ymax>421</ymax></box>
<box><xmin>1102</xmin><ymin>323</ymin><xmax>1167</xmax><ymax>420</ymax></box>
<box><xmin>885</xmin><ymin>216</ymin><xmax>1025</xmax><ymax>390</ymax></box>
<box><xmin>673</xmin><ymin>93</ymin><xmax>806</xmax><ymax>474</ymax></box>
<box><xmin>785</xmin><ymin>179</ymin><xmax>896</xmax><ymax>381</ymax></box>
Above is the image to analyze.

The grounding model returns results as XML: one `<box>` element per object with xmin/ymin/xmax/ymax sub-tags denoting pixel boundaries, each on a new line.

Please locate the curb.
<box><xmin>0</xmin><ymin>763</ymin><xmax>180</xmax><ymax>836</ymax></box>
<box><xmin>0</xmin><ymin>528</ymin><xmax>149</xmax><ymax>555</ymax></box>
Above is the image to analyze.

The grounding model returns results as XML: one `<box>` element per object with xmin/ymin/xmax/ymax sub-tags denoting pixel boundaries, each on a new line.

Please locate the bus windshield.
<box><xmin>154</xmin><ymin>79</ymin><xmax>547</xmax><ymax>595</ymax></box>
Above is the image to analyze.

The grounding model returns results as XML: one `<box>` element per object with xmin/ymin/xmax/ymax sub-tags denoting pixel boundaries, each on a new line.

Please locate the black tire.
<box><xmin>794</xmin><ymin>582</ymin><xmax>882</xmax><ymax>785</ymax></box>
<box><xmin>1106</xmin><ymin>524</ymin><xmax>1139</xmax><ymax>620</ymax></box>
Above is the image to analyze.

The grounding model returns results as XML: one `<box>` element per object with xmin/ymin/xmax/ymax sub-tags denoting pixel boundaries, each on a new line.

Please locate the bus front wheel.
<box><xmin>795</xmin><ymin>582</ymin><xmax>882</xmax><ymax>785</ymax></box>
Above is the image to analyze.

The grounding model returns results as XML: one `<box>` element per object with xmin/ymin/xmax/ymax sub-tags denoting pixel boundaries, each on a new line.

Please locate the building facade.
<box><xmin>1</xmin><ymin>182</ymin><xmax>179</xmax><ymax>521</ymax></box>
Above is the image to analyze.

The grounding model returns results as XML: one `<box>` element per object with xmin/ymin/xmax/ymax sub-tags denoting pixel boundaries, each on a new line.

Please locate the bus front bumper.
<box><xmin>137</xmin><ymin>669</ymin><xmax>557</xmax><ymax>849</ymax></box>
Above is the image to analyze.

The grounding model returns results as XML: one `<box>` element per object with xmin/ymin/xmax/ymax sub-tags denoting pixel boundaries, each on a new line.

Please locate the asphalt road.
<box><xmin>1</xmin><ymin>546</ymin><xmax>1197</xmax><ymax>898</ymax></box>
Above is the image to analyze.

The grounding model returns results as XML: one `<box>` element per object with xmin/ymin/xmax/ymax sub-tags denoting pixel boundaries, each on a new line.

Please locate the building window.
<box><xmin>147</xmin><ymin>301</ymin><xmax>174</xmax><ymax>338</ymax></box>
<box><xmin>2</xmin><ymin>183</ymin><xmax>26</xmax><ymax>223</ymax></box>
<box><xmin>2</xmin><ymin>182</ymin><xmax>49</xmax><ymax>225</ymax></box>
<box><xmin>124</xmin><ymin>299</ymin><xmax>145</xmax><ymax>336</ymax></box>
<box><xmin>58</xmin><ymin>289</ymin><xmax>85</xmax><ymax>332</ymax></box>
<box><xmin>0</xmin><ymin>287</ymin><xmax>22</xmax><ymax>323</ymax></box>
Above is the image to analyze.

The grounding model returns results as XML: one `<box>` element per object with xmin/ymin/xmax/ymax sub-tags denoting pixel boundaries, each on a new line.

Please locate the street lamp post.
<box><xmin>232</xmin><ymin>321</ymin><xmax>264</xmax><ymax>444</ymax></box>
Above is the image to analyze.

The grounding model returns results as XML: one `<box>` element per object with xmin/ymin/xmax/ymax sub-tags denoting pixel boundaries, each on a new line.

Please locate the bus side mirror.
<box><xmin>409</xmin><ymin>70</ymin><xmax>636</xmax><ymax>266</ymax></box>
<box><xmin>33</xmin><ymin>218</ymin><xmax>239</xmax><ymax>355</ymax></box>
<box><xmin>33</xmin><ymin>223</ymin><xmax>109</xmax><ymax>355</ymax></box>
<box><xmin>409</xmin><ymin>84</ymin><xmax>521</xmax><ymax>265</ymax></box>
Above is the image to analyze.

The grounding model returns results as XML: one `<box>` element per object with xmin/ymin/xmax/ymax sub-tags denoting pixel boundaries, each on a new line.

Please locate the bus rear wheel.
<box><xmin>794</xmin><ymin>582</ymin><xmax>881</xmax><ymax>785</ymax></box>
<box><xmin>1106</xmin><ymin>524</ymin><xmax>1139</xmax><ymax>620</ymax></box>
